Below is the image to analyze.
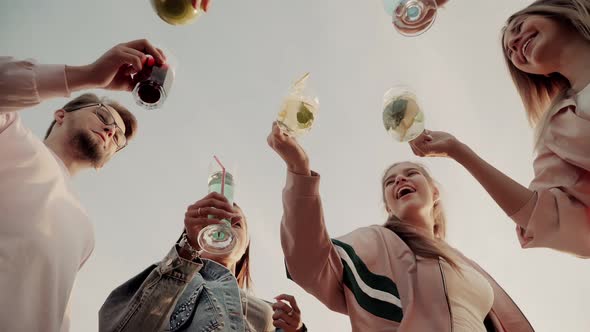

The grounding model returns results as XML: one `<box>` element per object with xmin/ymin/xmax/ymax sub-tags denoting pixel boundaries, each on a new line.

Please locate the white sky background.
<box><xmin>1</xmin><ymin>0</ymin><xmax>589</xmax><ymax>331</ymax></box>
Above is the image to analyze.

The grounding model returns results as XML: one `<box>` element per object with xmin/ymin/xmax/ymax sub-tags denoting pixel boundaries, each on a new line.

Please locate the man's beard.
<box><xmin>70</xmin><ymin>130</ymin><xmax>104</xmax><ymax>167</ymax></box>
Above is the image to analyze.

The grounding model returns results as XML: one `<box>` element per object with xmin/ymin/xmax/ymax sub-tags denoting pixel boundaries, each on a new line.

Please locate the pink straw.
<box><xmin>213</xmin><ymin>155</ymin><xmax>226</xmax><ymax>195</ymax></box>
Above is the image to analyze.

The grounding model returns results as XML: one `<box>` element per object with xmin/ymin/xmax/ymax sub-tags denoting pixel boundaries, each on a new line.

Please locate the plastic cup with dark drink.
<box><xmin>132</xmin><ymin>54</ymin><xmax>176</xmax><ymax>110</ymax></box>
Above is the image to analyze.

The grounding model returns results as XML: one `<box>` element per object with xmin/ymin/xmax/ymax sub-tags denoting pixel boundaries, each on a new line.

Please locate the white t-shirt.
<box><xmin>441</xmin><ymin>260</ymin><xmax>494</xmax><ymax>332</ymax></box>
<box><xmin>0</xmin><ymin>58</ymin><xmax>94</xmax><ymax>332</ymax></box>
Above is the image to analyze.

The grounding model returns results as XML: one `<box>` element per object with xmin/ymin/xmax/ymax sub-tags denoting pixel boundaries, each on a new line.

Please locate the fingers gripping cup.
<box><xmin>382</xmin><ymin>86</ymin><xmax>425</xmax><ymax>142</ymax></box>
<box><xmin>196</xmin><ymin>156</ymin><xmax>237</xmax><ymax>255</ymax></box>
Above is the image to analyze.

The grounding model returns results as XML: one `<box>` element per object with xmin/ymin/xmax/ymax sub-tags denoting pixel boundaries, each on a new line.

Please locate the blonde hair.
<box><xmin>501</xmin><ymin>0</ymin><xmax>590</xmax><ymax>144</ymax></box>
<box><xmin>232</xmin><ymin>204</ymin><xmax>252</xmax><ymax>289</ymax></box>
<box><xmin>381</xmin><ymin>162</ymin><xmax>461</xmax><ymax>270</ymax></box>
<box><xmin>235</xmin><ymin>244</ymin><xmax>252</xmax><ymax>289</ymax></box>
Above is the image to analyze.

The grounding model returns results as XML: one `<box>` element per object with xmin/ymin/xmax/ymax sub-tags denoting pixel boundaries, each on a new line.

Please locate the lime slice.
<box><xmin>297</xmin><ymin>103</ymin><xmax>314</xmax><ymax>129</ymax></box>
<box><xmin>212</xmin><ymin>231</ymin><xmax>225</xmax><ymax>241</ymax></box>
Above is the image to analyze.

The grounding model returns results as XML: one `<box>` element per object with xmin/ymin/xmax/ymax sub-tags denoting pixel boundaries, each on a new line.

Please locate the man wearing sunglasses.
<box><xmin>0</xmin><ymin>39</ymin><xmax>165</xmax><ymax>332</ymax></box>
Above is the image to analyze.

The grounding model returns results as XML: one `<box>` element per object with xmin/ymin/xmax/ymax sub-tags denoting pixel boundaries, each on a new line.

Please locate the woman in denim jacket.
<box><xmin>99</xmin><ymin>192</ymin><xmax>307</xmax><ymax>332</ymax></box>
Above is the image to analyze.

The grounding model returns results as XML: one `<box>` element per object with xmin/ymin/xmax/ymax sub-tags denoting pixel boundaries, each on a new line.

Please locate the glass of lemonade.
<box><xmin>150</xmin><ymin>0</ymin><xmax>210</xmax><ymax>26</ymax></box>
<box><xmin>382</xmin><ymin>0</ymin><xmax>438</xmax><ymax>37</ymax></box>
<box><xmin>276</xmin><ymin>73</ymin><xmax>319</xmax><ymax>137</ymax></box>
<box><xmin>382</xmin><ymin>86</ymin><xmax>425</xmax><ymax>142</ymax></box>
<box><xmin>196</xmin><ymin>157</ymin><xmax>237</xmax><ymax>255</ymax></box>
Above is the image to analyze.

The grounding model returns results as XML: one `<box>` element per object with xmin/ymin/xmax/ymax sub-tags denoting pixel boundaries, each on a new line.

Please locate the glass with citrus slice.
<box><xmin>277</xmin><ymin>73</ymin><xmax>319</xmax><ymax>137</ymax></box>
<box><xmin>382</xmin><ymin>86</ymin><xmax>425</xmax><ymax>142</ymax></box>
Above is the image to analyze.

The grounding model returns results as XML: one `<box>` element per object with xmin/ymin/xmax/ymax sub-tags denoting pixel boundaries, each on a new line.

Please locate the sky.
<box><xmin>1</xmin><ymin>0</ymin><xmax>589</xmax><ymax>331</ymax></box>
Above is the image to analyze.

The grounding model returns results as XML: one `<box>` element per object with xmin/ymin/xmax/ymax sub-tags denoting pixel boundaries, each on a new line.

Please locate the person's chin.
<box><xmin>72</xmin><ymin>130</ymin><xmax>105</xmax><ymax>165</ymax></box>
<box><xmin>398</xmin><ymin>195</ymin><xmax>420</xmax><ymax>206</ymax></box>
<box><xmin>397</xmin><ymin>202</ymin><xmax>424</xmax><ymax>217</ymax></box>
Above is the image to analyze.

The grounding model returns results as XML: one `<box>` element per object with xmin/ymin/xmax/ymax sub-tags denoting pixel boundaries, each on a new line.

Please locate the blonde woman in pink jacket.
<box><xmin>410</xmin><ymin>0</ymin><xmax>590</xmax><ymax>258</ymax></box>
<box><xmin>267</xmin><ymin>123</ymin><xmax>533</xmax><ymax>332</ymax></box>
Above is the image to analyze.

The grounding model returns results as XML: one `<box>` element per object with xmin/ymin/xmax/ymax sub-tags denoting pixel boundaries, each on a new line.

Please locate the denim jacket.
<box><xmin>99</xmin><ymin>245</ymin><xmax>297</xmax><ymax>332</ymax></box>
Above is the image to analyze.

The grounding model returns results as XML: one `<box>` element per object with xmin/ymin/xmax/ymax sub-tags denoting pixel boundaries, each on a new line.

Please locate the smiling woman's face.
<box><xmin>382</xmin><ymin>162</ymin><xmax>439</xmax><ymax>231</ymax></box>
<box><xmin>503</xmin><ymin>14</ymin><xmax>574</xmax><ymax>75</ymax></box>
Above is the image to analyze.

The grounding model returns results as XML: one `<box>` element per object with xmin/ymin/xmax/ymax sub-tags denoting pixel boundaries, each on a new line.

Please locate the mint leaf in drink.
<box><xmin>391</xmin><ymin>99</ymin><xmax>408</xmax><ymax>126</ymax></box>
<box><xmin>383</xmin><ymin>98</ymin><xmax>408</xmax><ymax>130</ymax></box>
<box><xmin>297</xmin><ymin>103</ymin><xmax>315</xmax><ymax>129</ymax></box>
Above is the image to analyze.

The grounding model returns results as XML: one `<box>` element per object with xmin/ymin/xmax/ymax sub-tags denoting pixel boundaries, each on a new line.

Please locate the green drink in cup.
<box><xmin>196</xmin><ymin>156</ymin><xmax>237</xmax><ymax>255</ymax></box>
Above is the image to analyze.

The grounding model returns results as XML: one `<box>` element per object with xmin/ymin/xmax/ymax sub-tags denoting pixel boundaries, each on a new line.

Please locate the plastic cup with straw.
<box><xmin>197</xmin><ymin>155</ymin><xmax>237</xmax><ymax>254</ymax></box>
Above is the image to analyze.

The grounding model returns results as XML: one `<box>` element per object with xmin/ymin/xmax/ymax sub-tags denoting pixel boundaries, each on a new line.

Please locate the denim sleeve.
<box><xmin>98</xmin><ymin>245</ymin><xmax>203</xmax><ymax>332</ymax></box>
